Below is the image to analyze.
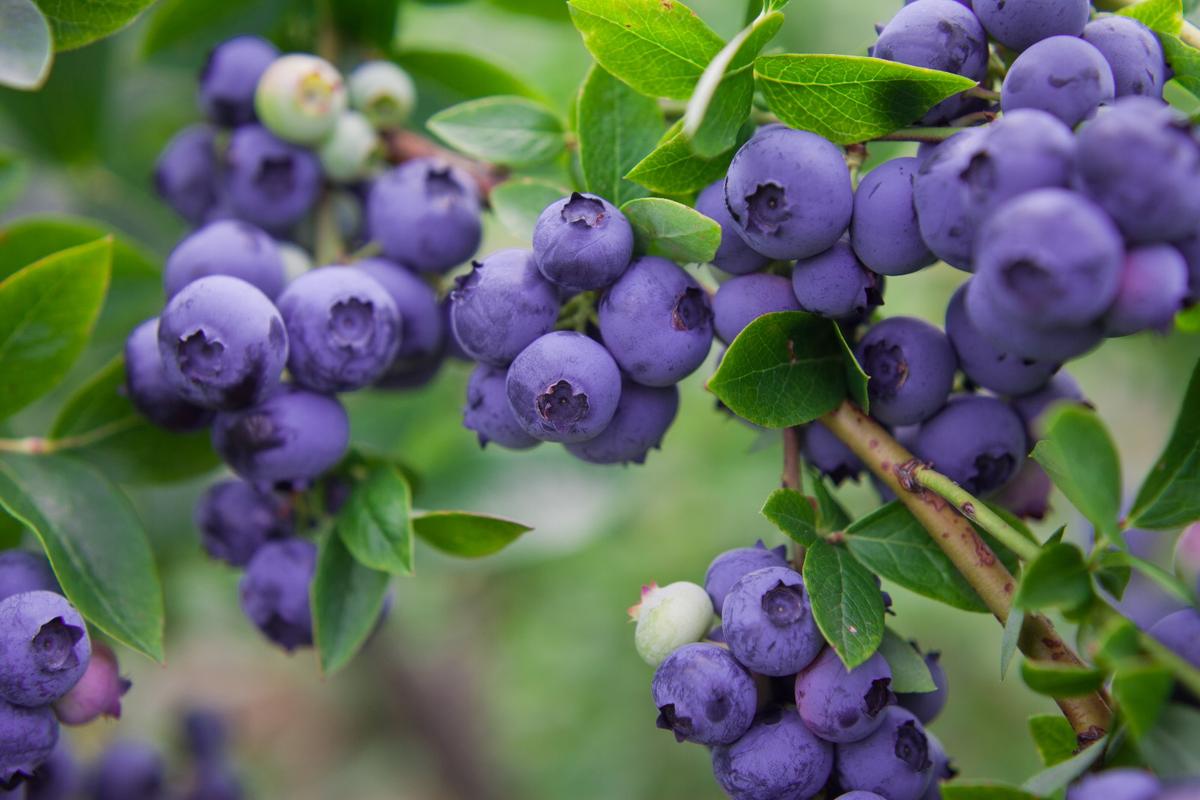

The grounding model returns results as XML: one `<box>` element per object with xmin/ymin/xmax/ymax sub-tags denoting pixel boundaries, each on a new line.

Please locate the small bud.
<box><xmin>632</xmin><ymin>581</ymin><xmax>714</xmax><ymax>667</ymax></box>
<box><xmin>1175</xmin><ymin>523</ymin><xmax>1200</xmax><ymax>594</ymax></box>
<box><xmin>255</xmin><ymin>54</ymin><xmax>347</xmax><ymax>145</ymax></box>
<box><xmin>54</xmin><ymin>643</ymin><xmax>130</xmax><ymax>725</ymax></box>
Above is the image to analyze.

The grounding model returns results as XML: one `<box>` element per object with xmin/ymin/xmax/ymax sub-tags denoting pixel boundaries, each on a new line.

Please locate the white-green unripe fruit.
<box><xmin>255</xmin><ymin>54</ymin><xmax>347</xmax><ymax>145</ymax></box>
<box><xmin>319</xmin><ymin>111</ymin><xmax>381</xmax><ymax>181</ymax></box>
<box><xmin>278</xmin><ymin>241</ymin><xmax>315</xmax><ymax>284</ymax></box>
<box><xmin>348</xmin><ymin>60</ymin><xmax>416</xmax><ymax>129</ymax></box>
<box><xmin>631</xmin><ymin>581</ymin><xmax>714</xmax><ymax>667</ymax></box>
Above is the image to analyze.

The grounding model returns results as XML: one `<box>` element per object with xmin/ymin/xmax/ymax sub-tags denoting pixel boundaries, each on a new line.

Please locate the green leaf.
<box><xmin>836</xmin><ymin>324</ymin><xmax>869</xmax><ymax>413</ymax></box>
<box><xmin>0</xmin><ymin>0</ymin><xmax>52</xmax><ymax>90</ymax></box>
<box><xmin>877</xmin><ymin>627</ymin><xmax>935</xmax><ymax>693</ymax></box>
<box><xmin>682</xmin><ymin>11</ymin><xmax>783</xmax><ymax>156</ymax></box>
<box><xmin>1022</xmin><ymin>736</ymin><xmax>1108</xmax><ymax>796</ymax></box>
<box><xmin>335</xmin><ymin>465</ymin><xmax>415</xmax><ymax>576</ymax></box>
<box><xmin>1031</xmin><ymin>406</ymin><xmax>1122</xmax><ymax>543</ymax></box>
<box><xmin>1161</xmin><ymin>33</ymin><xmax>1200</xmax><ymax>100</ymax></box>
<box><xmin>0</xmin><ymin>42</ymin><xmax>106</xmax><ymax>163</ymax></box>
<box><xmin>0</xmin><ymin>149</ymin><xmax>28</xmax><ymax>211</ymax></box>
<box><xmin>0</xmin><ymin>452</ymin><xmax>163</xmax><ymax>661</ymax></box>
<box><xmin>803</xmin><ymin>539</ymin><xmax>885</xmax><ymax>668</ymax></box>
<box><xmin>707</xmin><ymin>311</ymin><xmax>846</xmax><ymax>429</ymax></box>
<box><xmin>0</xmin><ymin>511</ymin><xmax>23</xmax><ymax>549</ymax></box>
<box><xmin>50</xmin><ymin>357</ymin><xmax>219</xmax><ymax>485</ymax></box>
<box><xmin>412</xmin><ymin>511</ymin><xmax>531</xmax><ymax>558</ymax></box>
<box><xmin>941</xmin><ymin>784</ymin><xmax>1042</xmax><ymax>800</ymax></box>
<box><xmin>755</xmin><ymin>54</ymin><xmax>978</xmax><ymax>145</ymax></box>
<box><xmin>1112</xmin><ymin>664</ymin><xmax>1172</xmax><ymax>740</ymax></box>
<box><xmin>1129</xmin><ymin>357</ymin><xmax>1200</xmax><ymax>529</ymax></box>
<box><xmin>1000</xmin><ymin>607</ymin><xmax>1023</xmax><ymax>680</ymax></box>
<box><xmin>34</xmin><ymin>0</ymin><xmax>156</xmax><ymax>51</ymax></box>
<box><xmin>621</xmin><ymin>197</ymin><xmax>721</xmax><ymax>263</ymax></box>
<box><xmin>311</xmin><ymin>531</ymin><xmax>390</xmax><ymax>676</ymax></box>
<box><xmin>625</xmin><ymin>119</ymin><xmax>748</xmax><ymax>196</ymax></box>
<box><xmin>1138</xmin><ymin>704</ymin><xmax>1200</xmax><ymax>778</ymax></box>
<box><xmin>1013</xmin><ymin>542</ymin><xmax>1093</xmax><ymax>613</ymax></box>
<box><xmin>761</xmin><ymin>488</ymin><xmax>818</xmax><ymax>546</ymax></box>
<box><xmin>1028</xmin><ymin>714</ymin><xmax>1079</xmax><ymax>767</ymax></box>
<box><xmin>329</xmin><ymin>0</ymin><xmax>400</xmax><ymax>50</ymax></box>
<box><xmin>763</xmin><ymin>0</ymin><xmax>789</xmax><ymax>9</ymax></box>
<box><xmin>1020</xmin><ymin>660</ymin><xmax>1107</xmax><ymax>697</ymax></box>
<box><xmin>394</xmin><ymin>47</ymin><xmax>544</xmax><ymax>112</ymax></box>
<box><xmin>1117</xmin><ymin>0</ymin><xmax>1183</xmax><ymax>35</ymax></box>
<box><xmin>489</xmin><ymin>178</ymin><xmax>570</xmax><ymax>241</ymax></box>
<box><xmin>0</xmin><ymin>237</ymin><xmax>111</xmax><ymax>422</ymax></box>
<box><xmin>805</xmin><ymin>466</ymin><xmax>852</xmax><ymax>532</ymax></box>
<box><xmin>567</xmin><ymin>0</ymin><xmax>724</xmax><ymax>99</ymax></box>
<box><xmin>1093</xmin><ymin>548</ymin><xmax>1132</xmax><ymax>600</ymax></box>
<box><xmin>577</xmin><ymin>65</ymin><xmax>664</xmax><ymax>206</ymax></box>
<box><xmin>428</xmin><ymin>96</ymin><xmax>565</xmax><ymax>167</ymax></box>
<box><xmin>140</xmin><ymin>0</ymin><xmax>292</xmax><ymax>59</ymax></box>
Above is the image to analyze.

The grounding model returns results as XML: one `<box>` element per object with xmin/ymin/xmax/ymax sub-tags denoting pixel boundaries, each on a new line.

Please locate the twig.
<box><xmin>782</xmin><ymin>427</ymin><xmax>802</xmax><ymax>491</ymax></box>
<box><xmin>872</xmin><ymin>126</ymin><xmax>970</xmax><ymax>143</ymax></box>
<box><xmin>911</xmin><ymin>468</ymin><xmax>1041</xmax><ymax>563</ymax></box>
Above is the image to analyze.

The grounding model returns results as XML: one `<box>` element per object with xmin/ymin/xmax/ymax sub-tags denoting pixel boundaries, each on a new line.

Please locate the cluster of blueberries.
<box><xmin>629</xmin><ymin>542</ymin><xmax>952</xmax><ymax>800</ymax></box>
<box><xmin>0</xmin><ymin>552</ymin><xmax>130</xmax><ymax>792</ymax></box>
<box><xmin>140</xmin><ymin>37</ymin><xmax>480</xmax><ymax>651</ymax></box>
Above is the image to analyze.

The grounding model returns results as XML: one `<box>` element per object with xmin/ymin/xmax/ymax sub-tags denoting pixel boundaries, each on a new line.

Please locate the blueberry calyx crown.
<box><xmin>536</xmin><ymin>380</ymin><xmax>589</xmax><ymax>429</ymax></box>
<box><xmin>179</xmin><ymin>329</ymin><xmax>227</xmax><ymax>381</ymax></box>
<box><xmin>671</xmin><ymin>288</ymin><xmax>712</xmax><ymax>332</ymax></box>
<box><xmin>656</xmin><ymin>703</ymin><xmax>692</xmax><ymax>743</ymax></box>
<box><xmin>328</xmin><ymin>297</ymin><xmax>376</xmax><ymax>349</ymax></box>
<box><xmin>32</xmin><ymin>617</ymin><xmax>84</xmax><ymax>672</ymax></box>
<box><xmin>562</xmin><ymin>192</ymin><xmax>606</xmax><ymax>228</ymax></box>
<box><xmin>861</xmin><ymin>340</ymin><xmax>908</xmax><ymax>398</ymax></box>
<box><xmin>863</xmin><ymin>677</ymin><xmax>895</xmax><ymax>718</ymax></box>
<box><xmin>744</xmin><ymin>181</ymin><xmax>790</xmax><ymax>235</ymax></box>
<box><xmin>761</xmin><ymin>581</ymin><xmax>806</xmax><ymax>627</ymax></box>
<box><xmin>895</xmin><ymin>720</ymin><xmax>932</xmax><ymax>772</ymax></box>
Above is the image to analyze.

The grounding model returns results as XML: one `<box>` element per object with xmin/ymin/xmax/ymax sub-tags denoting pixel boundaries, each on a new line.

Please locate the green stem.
<box><xmin>0</xmin><ymin>417</ymin><xmax>141</xmax><ymax>456</ymax></box>
<box><xmin>314</xmin><ymin>191</ymin><xmax>345</xmax><ymax>266</ymax></box>
<box><xmin>912</xmin><ymin>469</ymin><xmax>1041</xmax><ymax>562</ymax></box>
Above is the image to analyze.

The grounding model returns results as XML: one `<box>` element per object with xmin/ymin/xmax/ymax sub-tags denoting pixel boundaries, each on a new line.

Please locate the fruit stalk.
<box><xmin>821</xmin><ymin>399</ymin><xmax>1112</xmax><ymax>740</ymax></box>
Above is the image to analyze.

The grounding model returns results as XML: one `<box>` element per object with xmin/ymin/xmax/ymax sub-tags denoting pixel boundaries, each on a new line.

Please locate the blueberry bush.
<box><xmin>0</xmin><ymin>0</ymin><xmax>1198</xmax><ymax>796</ymax></box>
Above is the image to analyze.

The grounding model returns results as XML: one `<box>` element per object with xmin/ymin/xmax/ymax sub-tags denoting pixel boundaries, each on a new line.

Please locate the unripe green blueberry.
<box><xmin>255</xmin><ymin>54</ymin><xmax>347</xmax><ymax>145</ymax></box>
<box><xmin>631</xmin><ymin>581</ymin><xmax>714</xmax><ymax>667</ymax></box>
<box><xmin>349</xmin><ymin>60</ymin><xmax>416</xmax><ymax>129</ymax></box>
<box><xmin>278</xmin><ymin>241</ymin><xmax>314</xmax><ymax>284</ymax></box>
<box><xmin>319</xmin><ymin>111</ymin><xmax>381</xmax><ymax>182</ymax></box>
<box><xmin>1174</xmin><ymin>523</ymin><xmax>1200</xmax><ymax>594</ymax></box>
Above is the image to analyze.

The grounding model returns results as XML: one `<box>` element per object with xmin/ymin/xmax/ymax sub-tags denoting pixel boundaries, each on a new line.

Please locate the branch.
<box><xmin>382</xmin><ymin>130</ymin><xmax>510</xmax><ymax>201</ymax></box>
<box><xmin>910</xmin><ymin>468</ymin><xmax>1041</xmax><ymax>563</ymax></box>
<box><xmin>871</xmin><ymin>126</ymin><xmax>971</xmax><ymax>143</ymax></box>
<box><xmin>821</xmin><ymin>400</ymin><xmax>1112</xmax><ymax>741</ymax></box>
<box><xmin>782</xmin><ymin>427</ymin><xmax>802</xmax><ymax>491</ymax></box>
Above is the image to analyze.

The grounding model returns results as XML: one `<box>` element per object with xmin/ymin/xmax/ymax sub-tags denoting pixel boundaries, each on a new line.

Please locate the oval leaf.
<box><xmin>621</xmin><ymin>197</ymin><xmax>720</xmax><ymax>264</ymax></box>
<box><xmin>1130</xmin><ymin>357</ymin><xmax>1200</xmax><ymax>529</ymax></box>
<box><xmin>0</xmin><ymin>0</ymin><xmax>52</xmax><ymax>90</ymax></box>
<box><xmin>877</xmin><ymin>627</ymin><xmax>935</xmax><ymax>693</ymax></box>
<box><xmin>803</xmin><ymin>539</ymin><xmax>885</xmax><ymax>668</ymax></box>
<box><xmin>140</xmin><ymin>0</ymin><xmax>292</xmax><ymax>59</ymax></box>
<box><xmin>412</xmin><ymin>511</ymin><xmax>531</xmax><ymax>558</ymax></box>
<box><xmin>1013</xmin><ymin>542</ymin><xmax>1093</xmax><ymax>613</ymax></box>
<box><xmin>1022</xmin><ymin>734</ymin><xmax>1108</xmax><ymax>796</ymax></box>
<box><xmin>625</xmin><ymin>119</ymin><xmax>750</xmax><ymax>196</ymax></box>
<box><xmin>1031</xmin><ymin>405</ymin><xmax>1122</xmax><ymax>543</ymax></box>
<box><xmin>312</xmin><ymin>531</ymin><xmax>390</xmax><ymax>676</ymax></box>
<box><xmin>761</xmin><ymin>488</ymin><xmax>818</xmax><ymax>547</ymax></box>
<box><xmin>489</xmin><ymin>177</ymin><xmax>570</xmax><ymax>240</ymax></box>
<box><xmin>1117</xmin><ymin>0</ymin><xmax>1183</xmax><ymax>35</ymax></box>
<box><xmin>36</xmin><ymin>0</ymin><xmax>156</xmax><ymax>51</ymax></box>
<box><xmin>1028</xmin><ymin>714</ymin><xmax>1079</xmax><ymax>767</ymax></box>
<box><xmin>428</xmin><ymin>95</ymin><xmax>565</xmax><ymax>167</ymax></box>
<box><xmin>577</xmin><ymin>65</ymin><xmax>664</xmax><ymax>206</ymax></box>
<box><xmin>1019</xmin><ymin>661</ymin><xmax>1107</xmax><ymax>697</ymax></box>
<box><xmin>336</xmin><ymin>465</ymin><xmax>415</xmax><ymax>576</ymax></box>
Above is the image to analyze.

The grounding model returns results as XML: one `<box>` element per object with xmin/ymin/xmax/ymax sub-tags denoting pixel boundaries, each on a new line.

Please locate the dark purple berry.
<box><xmin>1083</xmin><ymin>17</ymin><xmax>1166</xmax><ymax>99</ymax></box>
<box><xmin>945</xmin><ymin>284</ymin><xmax>1058</xmax><ymax>396</ymax></box>
<box><xmin>836</xmin><ymin>706</ymin><xmax>934</xmax><ymax>800</ymax></box>
<box><xmin>974</xmin><ymin>0</ymin><xmax>1089</xmax><ymax>51</ymax></box>
<box><xmin>792</xmin><ymin>241</ymin><xmax>884</xmax><ymax>319</ymax></box>
<box><xmin>449</xmin><ymin>249</ymin><xmax>560</xmax><ymax>367</ymax></box>
<box><xmin>0</xmin><ymin>591</ymin><xmax>90</xmax><ymax>708</ymax></box>
<box><xmin>704</xmin><ymin>541</ymin><xmax>789</xmax><ymax>616</ymax></box>
<box><xmin>198</xmin><ymin>36</ymin><xmax>279</xmax><ymax>127</ymax></box>
<box><xmin>239</xmin><ymin>538</ymin><xmax>316</xmax><ymax>652</ymax></box>
<box><xmin>367</xmin><ymin>159</ymin><xmax>482</xmax><ymax>273</ymax></box>
<box><xmin>195</xmin><ymin>479</ymin><xmax>292</xmax><ymax>567</ymax></box>
<box><xmin>164</xmin><ymin>220</ymin><xmax>285</xmax><ymax>301</ymax></box>
<box><xmin>565</xmin><ymin>379</ymin><xmax>678</xmax><ymax>465</ymax></box>
<box><xmin>1001</xmin><ymin>36</ymin><xmax>1115</xmax><ymax>128</ymax></box>
<box><xmin>896</xmin><ymin>650</ymin><xmax>948</xmax><ymax>724</ymax></box>
<box><xmin>856</xmin><ymin>317</ymin><xmax>957</xmax><ymax>427</ymax></box>
<box><xmin>795</xmin><ymin>648</ymin><xmax>895</xmax><ymax>743</ymax></box>
<box><xmin>504</xmin><ymin>332</ymin><xmax>622</xmax><ymax>444</ymax></box>
<box><xmin>153</xmin><ymin>125</ymin><xmax>220</xmax><ymax>225</ymax></box>
<box><xmin>651</xmin><ymin>643</ymin><xmax>757</xmax><ymax>746</ymax></box>
<box><xmin>694</xmin><ymin>180</ymin><xmax>770</xmax><ymax>276</ymax></box>
<box><xmin>225</xmin><ymin>125</ymin><xmax>321</xmax><ymax>232</ymax></box>
<box><xmin>722</xmin><ymin>566</ymin><xmax>823</xmax><ymax>676</ymax></box>
<box><xmin>533</xmin><ymin>192</ymin><xmax>634</xmax><ymax>291</ymax></box>
<box><xmin>712</xmin><ymin>273</ymin><xmax>801</xmax><ymax>344</ymax></box>
<box><xmin>463</xmin><ymin>364</ymin><xmax>540</xmax><ymax>450</ymax></box>
<box><xmin>914</xmin><ymin>395</ymin><xmax>1027</xmax><ymax>496</ymax></box>
<box><xmin>851</xmin><ymin>157</ymin><xmax>935</xmax><ymax>277</ymax></box>
<box><xmin>711</xmin><ymin>707</ymin><xmax>834</xmax><ymax>800</ymax></box>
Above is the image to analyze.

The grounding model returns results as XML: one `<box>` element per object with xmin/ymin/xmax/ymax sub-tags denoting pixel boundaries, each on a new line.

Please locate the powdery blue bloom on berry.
<box><xmin>851</xmin><ymin>157</ymin><xmax>934</xmax><ymax>277</ymax></box>
<box><xmin>463</xmin><ymin>365</ymin><xmax>540</xmax><ymax>451</ymax></box>
<box><xmin>356</xmin><ymin>258</ymin><xmax>445</xmax><ymax>385</ymax></box>
<box><xmin>240</xmin><ymin>539</ymin><xmax>317</xmax><ymax>652</ymax></box>
<box><xmin>836</xmin><ymin>706</ymin><xmax>934</xmax><ymax>800</ymax></box>
<box><xmin>631</xmin><ymin>582</ymin><xmax>714</xmax><ymax>667</ymax></box>
<box><xmin>722</xmin><ymin>566</ymin><xmax>823</xmax><ymax>677</ymax></box>
<box><xmin>973</xmin><ymin>0</ymin><xmax>1088</xmax><ymax>51</ymax></box>
<box><xmin>945</xmin><ymin>285</ymin><xmax>1058</xmax><ymax>397</ymax></box>
<box><xmin>449</xmin><ymin>249</ymin><xmax>559</xmax><ymax>367</ymax></box>
<box><xmin>154</xmin><ymin>125</ymin><xmax>220</xmax><ymax>225</ymax></box>
<box><xmin>533</xmin><ymin>193</ymin><xmax>634</xmax><ymax>292</ymax></box>
<box><xmin>505</xmin><ymin>331</ymin><xmax>622</xmax><ymax>444</ymax></box>
<box><xmin>1104</xmin><ymin>245</ymin><xmax>1190</xmax><ymax>337</ymax></box>
<box><xmin>896</xmin><ymin>650</ymin><xmax>948</xmax><ymax>724</ymax></box>
<box><xmin>712</xmin><ymin>707</ymin><xmax>834</xmax><ymax>800</ymax></box>
<box><xmin>195</xmin><ymin>480</ymin><xmax>292</xmax><ymax>567</ymax></box>
<box><xmin>349</xmin><ymin>60</ymin><xmax>416</xmax><ymax>129</ymax></box>
<box><xmin>0</xmin><ymin>591</ymin><xmax>90</xmax><ymax>708</ymax></box>
<box><xmin>704</xmin><ymin>541</ymin><xmax>788</xmax><ymax>616</ymax></box>
<box><xmin>856</xmin><ymin>317</ymin><xmax>956</xmax><ymax>427</ymax></box>
<box><xmin>225</xmin><ymin>125</ymin><xmax>321</xmax><ymax>231</ymax></box>
<box><xmin>0</xmin><ymin>551</ymin><xmax>58</xmax><ymax>603</ymax></box>
<box><xmin>212</xmin><ymin>387</ymin><xmax>350</xmax><ymax>485</ymax></box>
<box><xmin>89</xmin><ymin>741</ymin><xmax>165</xmax><ymax>800</ymax></box>
<box><xmin>319</xmin><ymin>111</ymin><xmax>380</xmax><ymax>182</ymax></box>
<box><xmin>1001</xmin><ymin>37</ymin><xmax>1114</xmax><ymax>128</ymax></box>
<box><xmin>598</xmin><ymin>256</ymin><xmax>714</xmax><ymax>387</ymax></box>
<box><xmin>367</xmin><ymin>159</ymin><xmax>482</xmax><ymax>273</ymax></box>
<box><xmin>1149</xmin><ymin>609</ymin><xmax>1200</xmax><ymax>669</ymax></box>
<box><xmin>795</xmin><ymin>648</ymin><xmax>895</xmax><ymax>743</ymax></box>
<box><xmin>52</xmin><ymin>643</ymin><xmax>128</xmax><ymax>726</ymax></box>
<box><xmin>0</xmin><ymin>701</ymin><xmax>56</xmax><ymax>785</ymax></box>
<box><xmin>725</xmin><ymin>126</ymin><xmax>853</xmax><ymax>260</ymax></box>
<box><xmin>566</xmin><ymin>379</ymin><xmax>678</xmax><ymax>465</ymax></box>
<box><xmin>693</xmin><ymin>180</ymin><xmax>770</xmax><ymax>276</ymax></box>
<box><xmin>255</xmin><ymin>54</ymin><xmax>346</xmax><ymax>144</ymax></box>
<box><xmin>1067</xmin><ymin>769</ymin><xmax>1161</xmax><ymax>800</ymax></box>
<box><xmin>1083</xmin><ymin>17</ymin><xmax>1166</xmax><ymax>99</ymax></box>
<box><xmin>792</xmin><ymin>241</ymin><xmax>884</xmax><ymax>320</ymax></box>
<box><xmin>922</xmin><ymin>731</ymin><xmax>956</xmax><ymax>800</ymax></box>
<box><xmin>199</xmin><ymin>36</ymin><xmax>279</xmax><ymax>127</ymax></box>
<box><xmin>914</xmin><ymin>395</ymin><xmax>1027</xmax><ymax>497</ymax></box>
<box><xmin>803</xmin><ymin>422</ymin><xmax>864</xmax><ymax>485</ymax></box>
<box><xmin>712</xmin><ymin>273</ymin><xmax>801</xmax><ymax>344</ymax></box>
<box><xmin>963</xmin><ymin>281</ymin><xmax>1104</xmax><ymax>363</ymax></box>
<box><xmin>650</xmin><ymin>643</ymin><xmax>756</xmax><ymax>746</ymax></box>
<box><xmin>165</xmin><ymin>220</ymin><xmax>286</xmax><ymax>300</ymax></box>
<box><xmin>158</xmin><ymin>275</ymin><xmax>288</xmax><ymax>411</ymax></box>
<box><xmin>125</xmin><ymin>318</ymin><xmax>215</xmax><ymax>432</ymax></box>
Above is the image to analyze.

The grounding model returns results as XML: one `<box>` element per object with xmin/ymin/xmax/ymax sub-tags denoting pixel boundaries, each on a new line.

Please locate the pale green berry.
<box><xmin>1174</xmin><ymin>522</ymin><xmax>1200</xmax><ymax>594</ymax></box>
<box><xmin>255</xmin><ymin>54</ymin><xmax>347</xmax><ymax>145</ymax></box>
<box><xmin>278</xmin><ymin>241</ymin><xmax>314</xmax><ymax>284</ymax></box>
<box><xmin>348</xmin><ymin>60</ymin><xmax>416</xmax><ymax>130</ymax></box>
<box><xmin>319</xmin><ymin>111</ymin><xmax>381</xmax><ymax>182</ymax></box>
<box><xmin>631</xmin><ymin>581</ymin><xmax>714</xmax><ymax>667</ymax></box>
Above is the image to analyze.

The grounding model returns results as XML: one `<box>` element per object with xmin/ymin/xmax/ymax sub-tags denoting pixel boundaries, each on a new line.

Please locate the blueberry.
<box><xmin>367</xmin><ymin>159</ymin><xmax>482</xmax><ymax>273</ymax></box>
<box><xmin>1083</xmin><ymin>17</ymin><xmax>1166</xmax><ymax>99</ymax></box>
<box><xmin>255</xmin><ymin>54</ymin><xmax>346</xmax><ymax>145</ymax></box>
<box><xmin>565</xmin><ymin>379</ymin><xmax>678</xmax><ymax>465</ymax></box>
<box><xmin>1104</xmin><ymin>245</ymin><xmax>1190</xmax><ymax>337</ymax></box>
<box><xmin>792</xmin><ymin>240</ymin><xmax>884</xmax><ymax>319</ymax></box>
<box><xmin>914</xmin><ymin>395</ymin><xmax>1027</xmax><ymax>496</ymax></box>
<box><xmin>355</xmin><ymin>258</ymin><xmax>445</xmax><ymax>384</ymax></box>
<box><xmin>972</xmin><ymin>189</ymin><xmax>1124</xmax><ymax>328</ymax></box>
<box><xmin>153</xmin><ymin>125</ymin><xmax>220</xmax><ymax>225</ymax></box>
<box><xmin>945</xmin><ymin>284</ymin><xmax>1058</xmax><ymax>396</ymax></box>
<box><xmin>22</xmin><ymin>736</ymin><xmax>77</xmax><ymax>800</ymax></box>
<box><xmin>533</xmin><ymin>192</ymin><xmax>634</xmax><ymax>291</ymax></box>
<box><xmin>835</xmin><ymin>706</ymin><xmax>934</xmax><ymax>800</ymax></box>
<box><xmin>278</xmin><ymin>242</ymin><xmax>314</xmax><ymax>284</ymax></box>
<box><xmin>994</xmin><ymin>460</ymin><xmax>1053</xmax><ymax>521</ymax></box>
<box><xmin>158</xmin><ymin>275</ymin><xmax>288</xmax><ymax>410</ymax></box>
<box><xmin>1001</xmin><ymin>36</ymin><xmax>1115</xmax><ymax>128</ymax></box>
<box><xmin>505</xmin><ymin>331</ymin><xmax>622</xmax><ymax>443</ymax></box>
<box><xmin>922</xmin><ymin>731</ymin><xmax>957</xmax><ymax>800</ymax></box>
<box><xmin>449</xmin><ymin>249</ymin><xmax>560</xmax><ymax>367</ymax></box>
<box><xmin>212</xmin><ymin>387</ymin><xmax>349</xmax><ymax>485</ymax></box>
<box><xmin>183</xmin><ymin>707</ymin><xmax>229</xmax><ymax>762</ymax></box>
<box><xmin>195</xmin><ymin>479</ymin><xmax>292</xmax><ymax>567</ymax></box>
<box><xmin>1176</xmin><ymin>234</ymin><xmax>1200</xmax><ymax>306</ymax></box>
<box><xmin>803</xmin><ymin>422</ymin><xmax>864</xmax><ymax>485</ymax></box>
<box><xmin>1010</xmin><ymin>371</ymin><xmax>1087</xmax><ymax>444</ymax></box>
<box><xmin>125</xmin><ymin>318</ymin><xmax>216</xmax><ymax>431</ymax></box>
<box><xmin>896</xmin><ymin>650</ymin><xmax>948</xmax><ymax>724</ymax></box>
<box><xmin>795</xmin><ymin>648</ymin><xmax>895</xmax><ymax>743</ymax></box>
<box><xmin>0</xmin><ymin>591</ymin><xmax>90</xmax><ymax>708</ymax></box>
<box><xmin>725</xmin><ymin>126</ymin><xmax>853</xmax><ymax>260</ymax></box>
<box><xmin>704</xmin><ymin>542</ymin><xmax>789</xmax><ymax>616</ymax></box>
<box><xmin>722</xmin><ymin>566</ymin><xmax>823</xmax><ymax>676</ymax></box>
<box><xmin>712</xmin><ymin>707</ymin><xmax>834</xmax><ymax>800</ymax></box>
<box><xmin>0</xmin><ymin>552</ymin><xmax>57</xmax><ymax>604</ymax></box>
<box><xmin>963</xmin><ymin>280</ymin><xmax>1104</xmax><ymax>362</ymax></box>
<box><xmin>1148</xmin><ymin>609</ymin><xmax>1200</xmax><ymax>669</ymax></box>
<box><xmin>348</xmin><ymin>60</ymin><xmax>416</xmax><ymax>129</ymax></box>
<box><xmin>225</xmin><ymin>125</ymin><xmax>321</xmax><ymax>232</ymax></box>
<box><xmin>694</xmin><ymin>180</ymin><xmax>770</xmax><ymax>276</ymax></box>
<box><xmin>856</xmin><ymin>317</ymin><xmax>956</xmax><ymax>427</ymax></box>
<box><xmin>198</xmin><ymin>36</ymin><xmax>279</xmax><ymax>127</ymax></box>
<box><xmin>164</xmin><ymin>220</ymin><xmax>286</xmax><ymax>300</ymax></box>
<box><xmin>712</xmin><ymin>273</ymin><xmax>801</xmax><ymax>344</ymax></box>
<box><xmin>463</xmin><ymin>364</ymin><xmax>541</xmax><ymax>450</ymax></box>
<box><xmin>1068</xmin><ymin>769</ymin><xmax>1161</xmax><ymax>800</ymax></box>
<box><xmin>873</xmin><ymin>0</ymin><xmax>989</xmax><ymax>123</ymax></box>
<box><xmin>52</xmin><ymin>642</ymin><xmax>128</xmax><ymax>726</ymax></box>
<box><xmin>318</xmin><ymin>111</ymin><xmax>381</xmax><ymax>182</ymax></box>
<box><xmin>240</xmin><ymin>538</ymin><xmax>316</xmax><ymax>651</ymax></box>
<box><xmin>973</xmin><ymin>0</ymin><xmax>1088</xmax><ymax>51</ymax></box>
<box><xmin>0</xmin><ymin>701</ymin><xmax>56</xmax><ymax>785</ymax></box>
<box><xmin>851</xmin><ymin>157</ymin><xmax>935</xmax><ymax>277</ymax></box>
<box><xmin>631</xmin><ymin>582</ymin><xmax>715</xmax><ymax>667</ymax></box>
<box><xmin>598</xmin><ymin>256</ymin><xmax>714</xmax><ymax>387</ymax></box>
<box><xmin>650</xmin><ymin>642</ymin><xmax>757</xmax><ymax>745</ymax></box>
<box><xmin>89</xmin><ymin>741</ymin><xmax>165</xmax><ymax>800</ymax></box>
<box><xmin>1074</xmin><ymin>97</ymin><xmax>1200</xmax><ymax>244</ymax></box>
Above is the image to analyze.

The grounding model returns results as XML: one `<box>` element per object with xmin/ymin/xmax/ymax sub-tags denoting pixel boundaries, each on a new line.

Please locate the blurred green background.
<box><xmin>1</xmin><ymin>1</ymin><xmax>1198</xmax><ymax>797</ymax></box>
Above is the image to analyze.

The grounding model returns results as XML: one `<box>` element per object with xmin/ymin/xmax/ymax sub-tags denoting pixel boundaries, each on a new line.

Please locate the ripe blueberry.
<box><xmin>239</xmin><ymin>538</ymin><xmax>317</xmax><ymax>652</ymax></box>
<box><xmin>449</xmin><ymin>249</ymin><xmax>560</xmax><ymax>367</ymax></box>
<box><xmin>855</xmin><ymin>317</ymin><xmax>957</xmax><ymax>427</ymax></box>
<box><xmin>722</xmin><ymin>566</ymin><xmax>823</xmax><ymax>676</ymax></box>
<box><xmin>711</xmin><ymin>707</ymin><xmax>834</xmax><ymax>800</ymax></box>
<box><xmin>0</xmin><ymin>591</ymin><xmax>90</xmax><ymax>708</ymax></box>
<box><xmin>532</xmin><ymin>192</ymin><xmax>634</xmax><ymax>292</ymax></box>
<box><xmin>565</xmin><ymin>379</ymin><xmax>679</xmax><ymax>465</ymax></box>
<box><xmin>650</xmin><ymin>642</ymin><xmax>757</xmax><ymax>746</ymax></box>
<box><xmin>367</xmin><ymin>159</ymin><xmax>482</xmax><ymax>273</ymax></box>
<box><xmin>795</xmin><ymin>648</ymin><xmax>895</xmax><ymax>743</ymax></box>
